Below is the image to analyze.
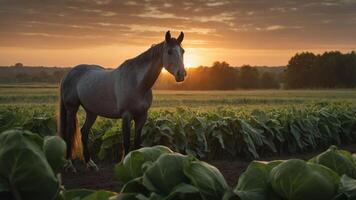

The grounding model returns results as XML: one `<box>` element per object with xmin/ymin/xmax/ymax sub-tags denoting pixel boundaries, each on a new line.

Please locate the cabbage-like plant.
<box><xmin>114</xmin><ymin>145</ymin><xmax>173</xmax><ymax>183</ymax></box>
<box><xmin>183</xmin><ymin>156</ymin><xmax>229</xmax><ymax>200</ymax></box>
<box><xmin>142</xmin><ymin>153</ymin><xmax>190</xmax><ymax>195</ymax></box>
<box><xmin>309</xmin><ymin>145</ymin><xmax>356</xmax><ymax>178</ymax></box>
<box><xmin>0</xmin><ymin>130</ymin><xmax>60</xmax><ymax>200</ymax></box>
<box><xmin>337</xmin><ymin>175</ymin><xmax>356</xmax><ymax>199</ymax></box>
<box><xmin>234</xmin><ymin>161</ymin><xmax>283</xmax><ymax>200</ymax></box>
<box><xmin>270</xmin><ymin>159</ymin><xmax>340</xmax><ymax>200</ymax></box>
<box><xmin>43</xmin><ymin>136</ymin><xmax>67</xmax><ymax>173</ymax></box>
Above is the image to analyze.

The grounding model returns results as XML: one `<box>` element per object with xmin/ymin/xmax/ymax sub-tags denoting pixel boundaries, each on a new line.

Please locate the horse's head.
<box><xmin>162</xmin><ymin>31</ymin><xmax>186</xmax><ymax>82</ymax></box>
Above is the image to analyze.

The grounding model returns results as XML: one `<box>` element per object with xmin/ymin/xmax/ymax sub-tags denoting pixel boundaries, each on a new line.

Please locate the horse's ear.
<box><xmin>165</xmin><ymin>31</ymin><xmax>171</xmax><ymax>42</ymax></box>
<box><xmin>177</xmin><ymin>31</ymin><xmax>184</xmax><ymax>44</ymax></box>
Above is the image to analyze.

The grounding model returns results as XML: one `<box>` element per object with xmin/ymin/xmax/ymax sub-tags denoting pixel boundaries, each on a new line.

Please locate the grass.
<box><xmin>1</xmin><ymin>84</ymin><xmax>356</xmax><ymax>111</ymax></box>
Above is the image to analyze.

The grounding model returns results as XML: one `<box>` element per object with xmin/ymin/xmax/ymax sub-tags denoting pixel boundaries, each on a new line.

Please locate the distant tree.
<box><xmin>285</xmin><ymin>51</ymin><xmax>356</xmax><ymax>88</ymax></box>
<box><xmin>238</xmin><ymin>65</ymin><xmax>260</xmax><ymax>89</ymax></box>
<box><xmin>51</xmin><ymin>70</ymin><xmax>68</xmax><ymax>82</ymax></box>
<box><xmin>31</xmin><ymin>71</ymin><xmax>50</xmax><ymax>82</ymax></box>
<box><xmin>13</xmin><ymin>63</ymin><xmax>24</xmax><ymax>67</ymax></box>
<box><xmin>15</xmin><ymin>73</ymin><xmax>30</xmax><ymax>82</ymax></box>
<box><xmin>210</xmin><ymin>61</ymin><xmax>239</xmax><ymax>90</ymax></box>
<box><xmin>260</xmin><ymin>72</ymin><xmax>279</xmax><ymax>89</ymax></box>
<box><xmin>285</xmin><ymin>52</ymin><xmax>317</xmax><ymax>88</ymax></box>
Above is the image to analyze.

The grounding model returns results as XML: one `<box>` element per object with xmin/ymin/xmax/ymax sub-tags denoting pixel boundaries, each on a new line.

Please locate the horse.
<box><xmin>58</xmin><ymin>31</ymin><xmax>186</xmax><ymax>170</ymax></box>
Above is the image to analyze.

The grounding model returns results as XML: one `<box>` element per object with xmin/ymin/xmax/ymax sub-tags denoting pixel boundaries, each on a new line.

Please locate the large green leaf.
<box><xmin>183</xmin><ymin>156</ymin><xmax>228</xmax><ymax>200</ymax></box>
<box><xmin>0</xmin><ymin>130</ymin><xmax>60</xmax><ymax>200</ymax></box>
<box><xmin>43</xmin><ymin>136</ymin><xmax>67</xmax><ymax>173</ymax></box>
<box><xmin>234</xmin><ymin>161</ymin><xmax>282</xmax><ymax>200</ymax></box>
<box><xmin>62</xmin><ymin>189</ymin><xmax>116</xmax><ymax>200</ymax></box>
<box><xmin>309</xmin><ymin>146</ymin><xmax>356</xmax><ymax>178</ymax></box>
<box><xmin>142</xmin><ymin>153</ymin><xmax>189</xmax><ymax>195</ymax></box>
<box><xmin>270</xmin><ymin>159</ymin><xmax>339</xmax><ymax>200</ymax></box>
<box><xmin>114</xmin><ymin>146</ymin><xmax>173</xmax><ymax>183</ymax></box>
<box><xmin>338</xmin><ymin>175</ymin><xmax>356</xmax><ymax>199</ymax></box>
<box><xmin>164</xmin><ymin>183</ymin><xmax>202</xmax><ymax>200</ymax></box>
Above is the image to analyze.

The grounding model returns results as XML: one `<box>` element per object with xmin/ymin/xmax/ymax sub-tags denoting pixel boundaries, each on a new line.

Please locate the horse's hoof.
<box><xmin>64</xmin><ymin>160</ymin><xmax>77</xmax><ymax>173</ymax></box>
<box><xmin>86</xmin><ymin>159</ymin><xmax>99</xmax><ymax>171</ymax></box>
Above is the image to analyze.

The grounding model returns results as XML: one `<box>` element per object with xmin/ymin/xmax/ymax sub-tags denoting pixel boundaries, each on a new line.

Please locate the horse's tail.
<box><xmin>58</xmin><ymin>81</ymin><xmax>83</xmax><ymax>160</ymax></box>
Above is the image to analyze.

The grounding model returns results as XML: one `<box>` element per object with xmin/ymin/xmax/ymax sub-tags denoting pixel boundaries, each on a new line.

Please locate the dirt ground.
<box><xmin>62</xmin><ymin>144</ymin><xmax>356</xmax><ymax>192</ymax></box>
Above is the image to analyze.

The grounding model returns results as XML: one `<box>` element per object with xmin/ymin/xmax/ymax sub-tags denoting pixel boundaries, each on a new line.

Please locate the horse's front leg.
<box><xmin>134</xmin><ymin>112</ymin><xmax>148</xmax><ymax>149</ymax></box>
<box><xmin>122</xmin><ymin>112</ymin><xmax>132</xmax><ymax>157</ymax></box>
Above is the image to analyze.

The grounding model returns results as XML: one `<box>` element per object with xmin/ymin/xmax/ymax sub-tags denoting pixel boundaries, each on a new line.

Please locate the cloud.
<box><xmin>0</xmin><ymin>0</ymin><xmax>355</xmax><ymax>51</ymax></box>
<box><xmin>265</xmin><ymin>25</ymin><xmax>285</xmax><ymax>31</ymax></box>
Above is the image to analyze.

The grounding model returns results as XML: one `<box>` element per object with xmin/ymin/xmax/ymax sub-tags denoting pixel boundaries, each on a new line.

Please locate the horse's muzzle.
<box><xmin>175</xmin><ymin>70</ymin><xmax>186</xmax><ymax>82</ymax></box>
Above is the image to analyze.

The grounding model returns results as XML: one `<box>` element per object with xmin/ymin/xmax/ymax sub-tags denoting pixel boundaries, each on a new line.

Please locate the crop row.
<box><xmin>0</xmin><ymin>103</ymin><xmax>356</xmax><ymax>161</ymax></box>
<box><xmin>1</xmin><ymin>129</ymin><xmax>356</xmax><ymax>200</ymax></box>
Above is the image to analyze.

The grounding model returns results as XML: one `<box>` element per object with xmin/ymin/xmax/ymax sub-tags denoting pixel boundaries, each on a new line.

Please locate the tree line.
<box><xmin>285</xmin><ymin>51</ymin><xmax>356</xmax><ymax>88</ymax></box>
<box><xmin>2</xmin><ymin>51</ymin><xmax>355</xmax><ymax>89</ymax></box>
<box><xmin>154</xmin><ymin>61</ymin><xmax>280</xmax><ymax>90</ymax></box>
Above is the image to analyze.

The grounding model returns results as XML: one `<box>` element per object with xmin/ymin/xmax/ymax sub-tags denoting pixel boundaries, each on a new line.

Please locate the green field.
<box><xmin>1</xmin><ymin>84</ymin><xmax>356</xmax><ymax>109</ymax></box>
<box><xmin>1</xmin><ymin>83</ymin><xmax>356</xmax><ymax>161</ymax></box>
<box><xmin>1</xmin><ymin>84</ymin><xmax>356</xmax><ymax>199</ymax></box>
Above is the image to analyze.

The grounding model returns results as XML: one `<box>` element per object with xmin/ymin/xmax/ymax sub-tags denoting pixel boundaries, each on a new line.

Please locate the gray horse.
<box><xmin>58</xmin><ymin>31</ymin><xmax>186</xmax><ymax>170</ymax></box>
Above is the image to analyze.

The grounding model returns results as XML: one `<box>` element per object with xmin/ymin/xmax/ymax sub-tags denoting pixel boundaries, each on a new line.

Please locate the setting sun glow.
<box><xmin>0</xmin><ymin>0</ymin><xmax>355</xmax><ymax>67</ymax></box>
<box><xmin>184</xmin><ymin>48</ymin><xmax>203</xmax><ymax>68</ymax></box>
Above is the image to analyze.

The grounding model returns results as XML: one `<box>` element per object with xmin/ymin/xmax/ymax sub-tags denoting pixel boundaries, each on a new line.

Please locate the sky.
<box><xmin>0</xmin><ymin>0</ymin><xmax>356</xmax><ymax>68</ymax></box>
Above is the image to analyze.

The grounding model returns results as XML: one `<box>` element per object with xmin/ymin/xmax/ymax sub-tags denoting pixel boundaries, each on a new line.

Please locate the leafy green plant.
<box><xmin>43</xmin><ymin>136</ymin><xmax>67</xmax><ymax>173</ymax></box>
<box><xmin>270</xmin><ymin>159</ymin><xmax>340</xmax><ymax>200</ymax></box>
<box><xmin>0</xmin><ymin>130</ymin><xmax>60</xmax><ymax>200</ymax></box>
<box><xmin>114</xmin><ymin>145</ymin><xmax>173</xmax><ymax>184</ymax></box>
<box><xmin>309</xmin><ymin>145</ymin><xmax>356</xmax><ymax>178</ymax></box>
<box><xmin>234</xmin><ymin>161</ymin><xmax>282</xmax><ymax>200</ymax></box>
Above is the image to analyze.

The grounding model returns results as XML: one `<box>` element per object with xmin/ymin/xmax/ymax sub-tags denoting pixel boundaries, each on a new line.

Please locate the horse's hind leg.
<box><xmin>63</xmin><ymin>104</ymin><xmax>79</xmax><ymax>172</ymax></box>
<box><xmin>81</xmin><ymin>111</ymin><xmax>98</xmax><ymax>170</ymax></box>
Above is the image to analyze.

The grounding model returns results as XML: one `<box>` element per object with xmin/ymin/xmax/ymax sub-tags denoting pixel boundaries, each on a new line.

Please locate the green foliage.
<box><xmin>22</xmin><ymin>114</ymin><xmax>57</xmax><ymax>136</ymax></box>
<box><xmin>141</xmin><ymin>104</ymin><xmax>356</xmax><ymax>160</ymax></box>
<box><xmin>60</xmin><ymin>189</ymin><xmax>117</xmax><ymax>200</ymax></box>
<box><xmin>0</xmin><ymin>130</ymin><xmax>60</xmax><ymax>200</ymax></box>
<box><xmin>183</xmin><ymin>156</ymin><xmax>229</xmax><ymax>200</ymax></box>
<box><xmin>43</xmin><ymin>136</ymin><xmax>67</xmax><ymax>173</ymax></box>
<box><xmin>337</xmin><ymin>175</ymin><xmax>356</xmax><ymax>199</ymax></box>
<box><xmin>116</xmin><ymin>145</ymin><xmax>356</xmax><ymax>200</ymax></box>
<box><xmin>142</xmin><ymin>154</ymin><xmax>189</xmax><ymax>195</ymax></box>
<box><xmin>1</xmin><ymin>103</ymin><xmax>355</xmax><ymax>162</ymax></box>
<box><xmin>114</xmin><ymin>145</ymin><xmax>173</xmax><ymax>184</ymax></box>
<box><xmin>115</xmin><ymin>146</ymin><xmax>232</xmax><ymax>200</ymax></box>
<box><xmin>285</xmin><ymin>51</ymin><xmax>356</xmax><ymax>88</ymax></box>
<box><xmin>270</xmin><ymin>159</ymin><xmax>340</xmax><ymax>200</ymax></box>
<box><xmin>234</xmin><ymin>161</ymin><xmax>282</xmax><ymax>200</ymax></box>
<box><xmin>309</xmin><ymin>145</ymin><xmax>356</xmax><ymax>178</ymax></box>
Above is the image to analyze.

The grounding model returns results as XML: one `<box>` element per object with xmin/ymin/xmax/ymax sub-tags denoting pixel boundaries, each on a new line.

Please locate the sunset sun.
<box><xmin>184</xmin><ymin>48</ymin><xmax>203</xmax><ymax>68</ymax></box>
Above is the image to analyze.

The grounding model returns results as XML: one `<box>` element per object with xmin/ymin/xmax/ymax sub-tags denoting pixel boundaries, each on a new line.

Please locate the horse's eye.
<box><xmin>167</xmin><ymin>49</ymin><xmax>172</xmax><ymax>55</ymax></box>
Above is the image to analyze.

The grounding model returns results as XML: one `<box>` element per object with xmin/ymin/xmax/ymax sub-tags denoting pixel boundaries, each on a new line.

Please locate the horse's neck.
<box><xmin>137</xmin><ymin>55</ymin><xmax>163</xmax><ymax>94</ymax></box>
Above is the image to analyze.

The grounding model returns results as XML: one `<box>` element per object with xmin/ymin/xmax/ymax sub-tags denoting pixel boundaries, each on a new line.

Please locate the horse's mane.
<box><xmin>120</xmin><ymin>42</ymin><xmax>164</xmax><ymax>68</ymax></box>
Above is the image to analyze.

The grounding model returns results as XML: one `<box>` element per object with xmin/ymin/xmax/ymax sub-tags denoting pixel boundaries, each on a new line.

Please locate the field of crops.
<box><xmin>1</xmin><ymin>84</ymin><xmax>356</xmax><ymax>108</ymax></box>
<box><xmin>1</xmin><ymin>84</ymin><xmax>356</xmax><ymax>199</ymax></box>
<box><xmin>2</xmin><ymin>130</ymin><xmax>356</xmax><ymax>200</ymax></box>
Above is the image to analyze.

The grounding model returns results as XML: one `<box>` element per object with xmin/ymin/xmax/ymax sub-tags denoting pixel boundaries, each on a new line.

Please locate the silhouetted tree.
<box><xmin>238</xmin><ymin>65</ymin><xmax>260</xmax><ymax>89</ymax></box>
<box><xmin>285</xmin><ymin>52</ymin><xmax>317</xmax><ymax>88</ymax></box>
<box><xmin>13</xmin><ymin>63</ymin><xmax>24</xmax><ymax>67</ymax></box>
<box><xmin>260</xmin><ymin>72</ymin><xmax>279</xmax><ymax>89</ymax></box>
<box><xmin>285</xmin><ymin>51</ymin><xmax>356</xmax><ymax>88</ymax></box>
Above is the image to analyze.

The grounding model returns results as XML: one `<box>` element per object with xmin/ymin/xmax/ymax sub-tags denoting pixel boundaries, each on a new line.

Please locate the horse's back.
<box><xmin>62</xmin><ymin>64</ymin><xmax>120</xmax><ymax>117</ymax></box>
<box><xmin>61</xmin><ymin>64</ymin><xmax>107</xmax><ymax>105</ymax></box>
